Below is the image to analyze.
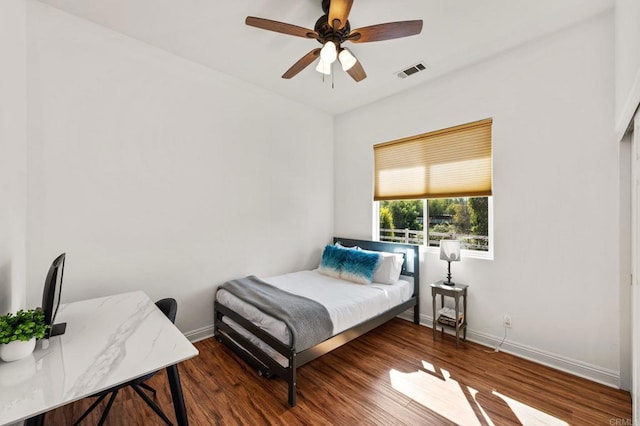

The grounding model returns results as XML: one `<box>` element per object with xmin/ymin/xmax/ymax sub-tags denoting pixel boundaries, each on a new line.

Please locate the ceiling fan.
<box><xmin>245</xmin><ymin>0</ymin><xmax>423</xmax><ymax>82</ymax></box>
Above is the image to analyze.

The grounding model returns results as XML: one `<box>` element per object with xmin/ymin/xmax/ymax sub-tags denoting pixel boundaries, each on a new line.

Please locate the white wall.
<box><xmin>335</xmin><ymin>12</ymin><xmax>619</xmax><ymax>384</ymax></box>
<box><xmin>615</xmin><ymin>0</ymin><xmax>640</xmax><ymax>139</ymax></box>
<box><xmin>0</xmin><ymin>0</ymin><xmax>28</xmax><ymax>315</ymax></box>
<box><xmin>25</xmin><ymin>1</ymin><xmax>334</xmax><ymax>335</ymax></box>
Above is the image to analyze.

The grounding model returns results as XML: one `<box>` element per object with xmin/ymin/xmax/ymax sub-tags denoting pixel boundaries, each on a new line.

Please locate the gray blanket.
<box><xmin>219</xmin><ymin>275</ymin><xmax>333</xmax><ymax>351</ymax></box>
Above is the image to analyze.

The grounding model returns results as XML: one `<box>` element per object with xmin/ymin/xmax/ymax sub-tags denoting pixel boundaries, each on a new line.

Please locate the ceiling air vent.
<box><xmin>396</xmin><ymin>62</ymin><xmax>428</xmax><ymax>79</ymax></box>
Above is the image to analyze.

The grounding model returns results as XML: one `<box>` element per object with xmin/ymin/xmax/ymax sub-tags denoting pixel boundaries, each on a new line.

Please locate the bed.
<box><xmin>213</xmin><ymin>237</ymin><xmax>420</xmax><ymax>407</ymax></box>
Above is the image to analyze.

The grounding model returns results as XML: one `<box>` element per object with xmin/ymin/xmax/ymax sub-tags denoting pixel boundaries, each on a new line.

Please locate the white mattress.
<box><xmin>216</xmin><ymin>269</ymin><xmax>413</xmax><ymax>353</ymax></box>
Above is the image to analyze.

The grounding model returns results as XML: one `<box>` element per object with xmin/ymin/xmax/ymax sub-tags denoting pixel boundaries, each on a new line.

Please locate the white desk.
<box><xmin>0</xmin><ymin>291</ymin><xmax>199</xmax><ymax>425</ymax></box>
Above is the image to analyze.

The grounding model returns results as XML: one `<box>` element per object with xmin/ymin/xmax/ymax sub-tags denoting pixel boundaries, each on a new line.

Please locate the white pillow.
<box><xmin>357</xmin><ymin>248</ymin><xmax>404</xmax><ymax>285</ymax></box>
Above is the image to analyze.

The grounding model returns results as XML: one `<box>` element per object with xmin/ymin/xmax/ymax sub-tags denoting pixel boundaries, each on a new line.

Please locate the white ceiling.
<box><xmin>37</xmin><ymin>0</ymin><xmax>613</xmax><ymax>115</ymax></box>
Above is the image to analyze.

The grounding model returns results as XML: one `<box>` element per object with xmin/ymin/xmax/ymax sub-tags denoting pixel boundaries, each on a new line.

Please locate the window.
<box><xmin>374</xmin><ymin>119</ymin><xmax>493</xmax><ymax>254</ymax></box>
<box><xmin>378</xmin><ymin>197</ymin><xmax>491</xmax><ymax>252</ymax></box>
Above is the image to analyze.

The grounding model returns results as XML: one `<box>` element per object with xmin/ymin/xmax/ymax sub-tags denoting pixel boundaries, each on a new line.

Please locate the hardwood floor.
<box><xmin>47</xmin><ymin>318</ymin><xmax>631</xmax><ymax>425</ymax></box>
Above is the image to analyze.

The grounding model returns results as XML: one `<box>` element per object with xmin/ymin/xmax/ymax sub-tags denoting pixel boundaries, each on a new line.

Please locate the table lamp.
<box><xmin>440</xmin><ymin>240</ymin><xmax>461</xmax><ymax>285</ymax></box>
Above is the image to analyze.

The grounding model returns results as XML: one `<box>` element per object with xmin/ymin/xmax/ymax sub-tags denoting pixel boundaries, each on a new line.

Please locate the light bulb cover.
<box><xmin>320</xmin><ymin>41</ymin><xmax>338</xmax><ymax>64</ymax></box>
<box><xmin>339</xmin><ymin>48</ymin><xmax>357</xmax><ymax>71</ymax></box>
<box><xmin>316</xmin><ymin>59</ymin><xmax>331</xmax><ymax>75</ymax></box>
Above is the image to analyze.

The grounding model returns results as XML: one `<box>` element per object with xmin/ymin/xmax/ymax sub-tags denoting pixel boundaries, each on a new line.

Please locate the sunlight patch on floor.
<box><xmin>467</xmin><ymin>387</ymin><xmax>496</xmax><ymax>426</ymax></box>
<box><xmin>389</xmin><ymin>368</ymin><xmax>482</xmax><ymax>426</ymax></box>
<box><xmin>389</xmin><ymin>362</ymin><xmax>569</xmax><ymax>426</ymax></box>
<box><xmin>492</xmin><ymin>391</ymin><xmax>568</xmax><ymax>426</ymax></box>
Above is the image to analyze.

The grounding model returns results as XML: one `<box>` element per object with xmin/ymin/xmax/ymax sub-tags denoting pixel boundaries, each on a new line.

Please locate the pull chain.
<box><xmin>319</xmin><ymin>62</ymin><xmax>336</xmax><ymax>88</ymax></box>
<box><xmin>332</xmin><ymin>61</ymin><xmax>335</xmax><ymax>89</ymax></box>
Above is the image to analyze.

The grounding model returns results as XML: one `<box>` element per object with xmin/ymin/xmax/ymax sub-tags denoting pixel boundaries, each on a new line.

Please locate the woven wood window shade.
<box><xmin>374</xmin><ymin>119</ymin><xmax>492</xmax><ymax>201</ymax></box>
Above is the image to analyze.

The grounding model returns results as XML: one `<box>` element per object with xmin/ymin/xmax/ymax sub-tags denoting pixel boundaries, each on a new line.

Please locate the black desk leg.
<box><xmin>25</xmin><ymin>414</ymin><xmax>45</xmax><ymax>425</ymax></box>
<box><xmin>166</xmin><ymin>364</ymin><xmax>188</xmax><ymax>426</ymax></box>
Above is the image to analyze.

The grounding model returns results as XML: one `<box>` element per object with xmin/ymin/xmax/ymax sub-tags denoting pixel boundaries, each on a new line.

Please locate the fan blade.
<box><xmin>328</xmin><ymin>0</ymin><xmax>353</xmax><ymax>30</ymax></box>
<box><xmin>282</xmin><ymin>49</ymin><xmax>321</xmax><ymax>79</ymax></box>
<box><xmin>346</xmin><ymin>60</ymin><xmax>366</xmax><ymax>82</ymax></box>
<box><xmin>349</xmin><ymin>20</ymin><xmax>423</xmax><ymax>43</ymax></box>
<box><xmin>246</xmin><ymin>16</ymin><xmax>318</xmax><ymax>39</ymax></box>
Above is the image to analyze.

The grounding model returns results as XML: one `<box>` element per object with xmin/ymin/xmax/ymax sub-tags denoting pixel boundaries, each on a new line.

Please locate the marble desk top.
<box><xmin>0</xmin><ymin>291</ymin><xmax>199</xmax><ymax>425</ymax></box>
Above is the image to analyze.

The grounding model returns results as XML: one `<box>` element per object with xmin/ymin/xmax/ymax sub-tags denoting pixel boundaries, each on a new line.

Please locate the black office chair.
<box><xmin>74</xmin><ymin>298</ymin><xmax>178</xmax><ymax>426</ymax></box>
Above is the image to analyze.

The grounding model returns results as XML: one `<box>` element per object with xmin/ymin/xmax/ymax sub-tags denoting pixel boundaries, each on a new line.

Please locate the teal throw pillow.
<box><xmin>340</xmin><ymin>249</ymin><xmax>381</xmax><ymax>284</ymax></box>
<box><xmin>318</xmin><ymin>245</ymin><xmax>347</xmax><ymax>278</ymax></box>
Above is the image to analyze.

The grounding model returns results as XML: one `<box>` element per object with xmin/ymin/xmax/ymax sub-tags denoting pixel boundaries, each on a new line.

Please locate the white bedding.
<box><xmin>216</xmin><ymin>269</ymin><xmax>413</xmax><ymax>352</ymax></box>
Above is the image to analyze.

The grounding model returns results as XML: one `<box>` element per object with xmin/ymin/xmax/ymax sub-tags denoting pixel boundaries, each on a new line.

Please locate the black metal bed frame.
<box><xmin>213</xmin><ymin>237</ymin><xmax>421</xmax><ymax>407</ymax></box>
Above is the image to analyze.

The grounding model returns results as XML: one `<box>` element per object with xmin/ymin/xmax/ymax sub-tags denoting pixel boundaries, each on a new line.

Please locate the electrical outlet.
<box><xmin>503</xmin><ymin>315</ymin><xmax>512</xmax><ymax>328</ymax></box>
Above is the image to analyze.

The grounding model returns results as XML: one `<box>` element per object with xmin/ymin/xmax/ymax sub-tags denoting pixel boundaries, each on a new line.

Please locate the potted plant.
<box><xmin>0</xmin><ymin>309</ymin><xmax>49</xmax><ymax>362</ymax></box>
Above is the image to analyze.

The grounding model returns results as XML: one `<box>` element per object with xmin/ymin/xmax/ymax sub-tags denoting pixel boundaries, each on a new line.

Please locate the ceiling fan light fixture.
<box><xmin>316</xmin><ymin>59</ymin><xmax>332</xmax><ymax>75</ymax></box>
<box><xmin>246</xmin><ymin>1</ymin><xmax>423</xmax><ymax>83</ymax></box>
<box><xmin>320</xmin><ymin>41</ymin><xmax>338</xmax><ymax>64</ymax></box>
<box><xmin>339</xmin><ymin>48</ymin><xmax>357</xmax><ymax>71</ymax></box>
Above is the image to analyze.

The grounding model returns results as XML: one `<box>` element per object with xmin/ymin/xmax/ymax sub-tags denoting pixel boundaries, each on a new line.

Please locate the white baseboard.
<box><xmin>185</xmin><ymin>324</ymin><xmax>214</xmax><ymax>343</ymax></box>
<box><xmin>397</xmin><ymin>312</ymin><xmax>620</xmax><ymax>388</ymax></box>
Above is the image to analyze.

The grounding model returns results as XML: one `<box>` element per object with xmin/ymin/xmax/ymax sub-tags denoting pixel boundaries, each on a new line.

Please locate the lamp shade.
<box><xmin>440</xmin><ymin>240</ymin><xmax>461</xmax><ymax>262</ymax></box>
